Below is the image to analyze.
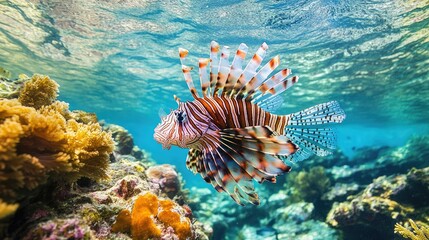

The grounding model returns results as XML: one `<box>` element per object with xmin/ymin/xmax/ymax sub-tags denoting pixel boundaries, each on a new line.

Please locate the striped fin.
<box><xmin>209</xmin><ymin>41</ymin><xmax>220</xmax><ymax>96</ymax></box>
<box><xmin>254</xmin><ymin>68</ymin><xmax>291</xmax><ymax>98</ymax></box>
<box><xmin>285</xmin><ymin>101</ymin><xmax>346</xmax><ymax>161</ymax></box>
<box><xmin>231</xmin><ymin>42</ymin><xmax>268</xmax><ymax>97</ymax></box>
<box><xmin>213</xmin><ymin>46</ymin><xmax>231</xmax><ymax>95</ymax></box>
<box><xmin>239</xmin><ymin>55</ymin><xmax>280</xmax><ymax>99</ymax></box>
<box><xmin>179</xmin><ymin>48</ymin><xmax>199</xmax><ymax>99</ymax></box>
<box><xmin>266</xmin><ymin>76</ymin><xmax>299</xmax><ymax>97</ymax></box>
<box><xmin>195</xmin><ymin>126</ymin><xmax>295</xmax><ymax>205</ymax></box>
<box><xmin>186</xmin><ymin>148</ymin><xmax>202</xmax><ymax>174</ymax></box>
<box><xmin>254</xmin><ymin>75</ymin><xmax>299</xmax><ymax>110</ymax></box>
<box><xmin>199</xmin><ymin>58</ymin><xmax>210</xmax><ymax>97</ymax></box>
<box><xmin>220</xmin><ymin>126</ymin><xmax>297</xmax><ymax>156</ymax></box>
<box><xmin>288</xmin><ymin>101</ymin><xmax>346</xmax><ymax>126</ymax></box>
<box><xmin>223</xmin><ymin>43</ymin><xmax>249</xmax><ymax>96</ymax></box>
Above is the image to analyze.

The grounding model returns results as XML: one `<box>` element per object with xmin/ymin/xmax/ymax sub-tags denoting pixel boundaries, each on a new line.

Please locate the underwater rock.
<box><xmin>23</xmin><ymin>218</ymin><xmax>94</xmax><ymax>240</ymax></box>
<box><xmin>322</xmin><ymin>182</ymin><xmax>360</xmax><ymax>202</ymax></box>
<box><xmin>146</xmin><ymin>164</ymin><xmax>181</xmax><ymax>199</ymax></box>
<box><xmin>274</xmin><ymin>202</ymin><xmax>314</xmax><ymax>223</ymax></box>
<box><xmin>0</xmin><ymin>72</ymin><xmax>26</xmax><ymax>99</ymax></box>
<box><xmin>326</xmin><ymin>167</ymin><xmax>429</xmax><ymax>239</ymax></box>
<box><xmin>104</xmin><ymin>124</ymin><xmax>135</xmax><ymax>155</ymax></box>
<box><xmin>109</xmin><ymin>175</ymin><xmax>149</xmax><ymax>201</ymax></box>
<box><xmin>69</xmin><ymin>110</ymin><xmax>98</xmax><ymax>124</ymax></box>
<box><xmin>328</xmin><ymin>136</ymin><xmax>429</xmax><ymax>185</ymax></box>
<box><xmin>238</xmin><ymin>219</ymin><xmax>338</xmax><ymax>240</ymax></box>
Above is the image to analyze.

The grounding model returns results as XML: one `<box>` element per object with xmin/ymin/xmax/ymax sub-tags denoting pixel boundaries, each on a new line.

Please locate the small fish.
<box><xmin>154</xmin><ymin>41</ymin><xmax>346</xmax><ymax>205</ymax></box>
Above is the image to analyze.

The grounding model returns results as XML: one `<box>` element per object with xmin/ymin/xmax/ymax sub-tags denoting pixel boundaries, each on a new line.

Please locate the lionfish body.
<box><xmin>154</xmin><ymin>41</ymin><xmax>346</xmax><ymax>205</ymax></box>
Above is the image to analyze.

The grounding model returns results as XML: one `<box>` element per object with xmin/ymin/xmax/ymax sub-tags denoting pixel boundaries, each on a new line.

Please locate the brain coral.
<box><xmin>0</xmin><ymin>75</ymin><xmax>114</xmax><ymax>203</ymax></box>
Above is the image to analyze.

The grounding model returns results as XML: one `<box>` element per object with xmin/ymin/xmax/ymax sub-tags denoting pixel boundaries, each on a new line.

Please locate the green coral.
<box><xmin>395</xmin><ymin>219</ymin><xmax>429</xmax><ymax>240</ymax></box>
<box><xmin>287</xmin><ymin>166</ymin><xmax>331</xmax><ymax>202</ymax></box>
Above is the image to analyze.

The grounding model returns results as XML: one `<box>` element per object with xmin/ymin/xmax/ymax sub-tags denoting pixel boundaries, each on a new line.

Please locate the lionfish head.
<box><xmin>154</xmin><ymin>99</ymin><xmax>207</xmax><ymax>149</ymax></box>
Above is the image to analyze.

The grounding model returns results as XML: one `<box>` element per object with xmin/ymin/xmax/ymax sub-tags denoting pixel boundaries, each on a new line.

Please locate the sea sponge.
<box><xmin>0</xmin><ymin>84</ymin><xmax>113</xmax><ymax>202</ymax></box>
<box><xmin>18</xmin><ymin>74</ymin><xmax>59</xmax><ymax>109</ymax></box>
<box><xmin>112</xmin><ymin>192</ymin><xmax>192</xmax><ymax>240</ymax></box>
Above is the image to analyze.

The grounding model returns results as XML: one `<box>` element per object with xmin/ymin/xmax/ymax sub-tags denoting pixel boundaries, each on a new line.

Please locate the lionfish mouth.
<box><xmin>162</xmin><ymin>143</ymin><xmax>171</xmax><ymax>150</ymax></box>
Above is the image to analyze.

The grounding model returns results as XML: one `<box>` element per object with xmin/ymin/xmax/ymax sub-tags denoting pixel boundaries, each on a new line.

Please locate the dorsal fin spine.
<box><xmin>213</xmin><ymin>46</ymin><xmax>231</xmax><ymax>95</ymax></box>
<box><xmin>179</xmin><ymin>48</ymin><xmax>199</xmax><ymax>99</ymax></box>
<box><xmin>231</xmin><ymin>42</ymin><xmax>268</xmax><ymax>97</ymax></box>
<box><xmin>241</xmin><ymin>55</ymin><xmax>280</xmax><ymax>100</ymax></box>
<box><xmin>209</xmin><ymin>41</ymin><xmax>220</xmax><ymax>97</ymax></box>
<box><xmin>223</xmin><ymin>43</ymin><xmax>248</xmax><ymax>97</ymax></box>
<box><xmin>199</xmin><ymin>58</ymin><xmax>210</xmax><ymax>97</ymax></box>
<box><xmin>251</xmin><ymin>68</ymin><xmax>291</xmax><ymax>102</ymax></box>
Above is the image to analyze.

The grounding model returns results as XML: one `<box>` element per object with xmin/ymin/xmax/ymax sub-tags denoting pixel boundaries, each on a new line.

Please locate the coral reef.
<box><xmin>1</xmin><ymin>73</ymin><xmax>210</xmax><ymax>239</ymax></box>
<box><xmin>0</xmin><ymin>97</ymin><xmax>114</xmax><ymax>202</ymax></box>
<box><xmin>326</xmin><ymin>167</ymin><xmax>429</xmax><ymax>239</ymax></box>
<box><xmin>395</xmin><ymin>219</ymin><xmax>429</xmax><ymax>240</ymax></box>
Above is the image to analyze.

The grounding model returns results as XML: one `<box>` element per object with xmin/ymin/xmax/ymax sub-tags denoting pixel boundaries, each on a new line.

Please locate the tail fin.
<box><xmin>285</xmin><ymin>101</ymin><xmax>346</xmax><ymax>162</ymax></box>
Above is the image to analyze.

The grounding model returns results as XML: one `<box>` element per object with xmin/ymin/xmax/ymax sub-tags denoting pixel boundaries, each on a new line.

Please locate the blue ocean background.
<box><xmin>1</xmin><ymin>0</ymin><xmax>428</xmax><ymax>239</ymax></box>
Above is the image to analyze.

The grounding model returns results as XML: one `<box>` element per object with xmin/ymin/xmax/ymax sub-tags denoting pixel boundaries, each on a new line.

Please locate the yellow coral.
<box><xmin>395</xmin><ymin>219</ymin><xmax>429</xmax><ymax>240</ymax></box>
<box><xmin>18</xmin><ymin>74</ymin><xmax>59</xmax><ymax>109</ymax></box>
<box><xmin>0</xmin><ymin>92</ymin><xmax>113</xmax><ymax>201</ymax></box>
<box><xmin>0</xmin><ymin>199</ymin><xmax>18</xmax><ymax>219</ymax></box>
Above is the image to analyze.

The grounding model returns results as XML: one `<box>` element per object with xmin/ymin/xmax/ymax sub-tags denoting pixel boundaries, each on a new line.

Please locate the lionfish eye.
<box><xmin>174</xmin><ymin>110</ymin><xmax>187</xmax><ymax>123</ymax></box>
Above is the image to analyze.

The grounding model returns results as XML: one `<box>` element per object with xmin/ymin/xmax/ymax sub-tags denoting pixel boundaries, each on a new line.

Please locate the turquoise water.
<box><xmin>1</xmin><ymin>0</ymin><xmax>429</xmax><ymax>232</ymax></box>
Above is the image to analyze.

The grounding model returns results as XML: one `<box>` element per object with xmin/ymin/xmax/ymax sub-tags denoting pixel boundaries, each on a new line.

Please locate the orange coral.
<box><xmin>18</xmin><ymin>74</ymin><xmax>59</xmax><ymax>109</ymax></box>
<box><xmin>111</xmin><ymin>209</ymin><xmax>131</xmax><ymax>233</ymax></box>
<box><xmin>0</xmin><ymin>76</ymin><xmax>114</xmax><ymax>202</ymax></box>
<box><xmin>112</xmin><ymin>192</ymin><xmax>192</xmax><ymax>240</ymax></box>
<box><xmin>158</xmin><ymin>199</ymin><xmax>192</xmax><ymax>240</ymax></box>
<box><xmin>131</xmin><ymin>192</ymin><xmax>162</xmax><ymax>239</ymax></box>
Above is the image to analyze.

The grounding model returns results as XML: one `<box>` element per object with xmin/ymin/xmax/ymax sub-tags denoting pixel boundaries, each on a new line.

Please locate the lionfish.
<box><xmin>154</xmin><ymin>41</ymin><xmax>346</xmax><ymax>205</ymax></box>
